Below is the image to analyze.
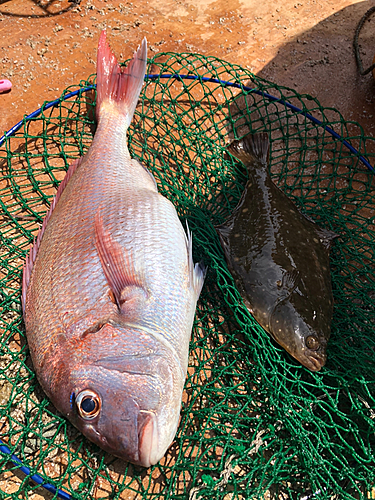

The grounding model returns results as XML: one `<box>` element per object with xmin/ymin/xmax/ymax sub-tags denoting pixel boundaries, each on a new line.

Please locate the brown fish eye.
<box><xmin>305</xmin><ymin>336</ymin><xmax>320</xmax><ymax>351</ymax></box>
<box><xmin>76</xmin><ymin>390</ymin><xmax>101</xmax><ymax>420</ymax></box>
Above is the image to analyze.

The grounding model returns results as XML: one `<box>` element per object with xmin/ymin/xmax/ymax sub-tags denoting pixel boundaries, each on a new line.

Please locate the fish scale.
<box><xmin>30</xmin><ymin>164</ymin><xmax>192</xmax><ymax>356</ymax></box>
<box><xmin>22</xmin><ymin>32</ymin><xmax>205</xmax><ymax>467</ymax></box>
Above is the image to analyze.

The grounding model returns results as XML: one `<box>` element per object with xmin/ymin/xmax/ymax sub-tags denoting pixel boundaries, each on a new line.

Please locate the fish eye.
<box><xmin>76</xmin><ymin>390</ymin><xmax>101</xmax><ymax>420</ymax></box>
<box><xmin>305</xmin><ymin>335</ymin><xmax>320</xmax><ymax>351</ymax></box>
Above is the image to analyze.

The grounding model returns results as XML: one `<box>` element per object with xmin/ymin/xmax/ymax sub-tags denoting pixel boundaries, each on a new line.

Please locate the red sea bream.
<box><xmin>22</xmin><ymin>32</ymin><xmax>205</xmax><ymax>467</ymax></box>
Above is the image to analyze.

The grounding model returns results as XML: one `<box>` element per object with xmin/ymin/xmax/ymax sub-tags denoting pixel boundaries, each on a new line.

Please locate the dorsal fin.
<box><xmin>22</xmin><ymin>157</ymin><xmax>83</xmax><ymax>313</ymax></box>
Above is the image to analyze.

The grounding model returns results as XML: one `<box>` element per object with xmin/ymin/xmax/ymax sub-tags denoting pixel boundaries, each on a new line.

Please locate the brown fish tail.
<box><xmin>96</xmin><ymin>31</ymin><xmax>147</xmax><ymax>125</ymax></box>
<box><xmin>228</xmin><ymin>132</ymin><xmax>270</xmax><ymax>169</ymax></box>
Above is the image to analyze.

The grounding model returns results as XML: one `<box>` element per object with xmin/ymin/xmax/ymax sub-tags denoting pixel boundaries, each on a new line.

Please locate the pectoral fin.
<box><xmin>277</xmin><ymin>269</ymin><xmax>300</xmax><ymax>301</ymax></box>
<box><xmin>94</xmin><ymin>211</ymin><xmax>148</xmax><ymax>312</ymax></box>
<box><xmin>215</xmin><ymin>218</ymin><xmax>234</xmax><ymax>248</ymax></box>
<box><xmin>94</xmin><ymin>354</ymin><xmax>159</xmax><ymax>376</ymax></box>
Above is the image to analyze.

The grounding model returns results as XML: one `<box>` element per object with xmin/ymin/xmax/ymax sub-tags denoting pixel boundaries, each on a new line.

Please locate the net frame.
<box><xmin>0</xmin><ymin>51</ymin><xmax>374</xmax><ymax>500</ymax></box>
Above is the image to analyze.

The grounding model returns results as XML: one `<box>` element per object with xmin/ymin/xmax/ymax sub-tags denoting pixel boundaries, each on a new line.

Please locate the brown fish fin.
<box><xmin>315</xmin><ymin>226</ymin><xmax>339</xmax><ymax>251</ymax></box>
<box><xmin>96</xmin><ymin>31</ymin><xmax>147</xmax><ymax>125</ymax></box>
<box><xmin>22</xmin><ymin>157</ymin><xmax>83</xmax><ymax>314</ymax></box>
<box><xmin>94</xmin><ymin>211</ymin><xmax>147</xmax><ymax>312</ymax></box>
<box><xmin>215</xmin><ymin>222</ymin><xmax>232</xmax><ymax>254</ymax></box>
<box><xmin>300</xmin><ymin>212</ymin><xmax>339</xmax><ymax>250</ymax></box>
<box><xmin>276</xmin><ymin>269</ymin><xmax>300</xmax><ymax>302</ymax></box>
<box><xmin>186</xmin><ymin>222</ymin><xmax>206</xmax><ymax>297</ymax></box>
<box><xmin>228</xmin><ymin>132</ymin><xmax>269</xmax><ymax>168</ymax></box>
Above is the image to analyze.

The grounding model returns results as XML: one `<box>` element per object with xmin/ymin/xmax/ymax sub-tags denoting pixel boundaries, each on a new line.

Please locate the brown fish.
<box><xmin>22</xmin><ymin>32</ymin><xmax>205</xmax><ymax>466</ymax></box>
<box><xmin>216</xmin><ymin>133</ymin><xmax>337</xmax><ymax>371</ymax></box>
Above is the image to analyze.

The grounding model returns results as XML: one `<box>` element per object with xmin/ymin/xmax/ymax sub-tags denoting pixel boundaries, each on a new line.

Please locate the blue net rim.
<box><xmin>0</xmin><ymin>73</ymin><xmax>373</xmax><ymax>173</ymax></box>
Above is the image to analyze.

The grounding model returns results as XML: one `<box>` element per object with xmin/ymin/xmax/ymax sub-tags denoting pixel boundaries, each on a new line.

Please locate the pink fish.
<box><xmin>22</xmin><ymin>31</ymin><xmax>205</xmax><ymax>467</ymax></box>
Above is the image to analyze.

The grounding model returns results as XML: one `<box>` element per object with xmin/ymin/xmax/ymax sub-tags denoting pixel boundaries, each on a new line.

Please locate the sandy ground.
<box><xmin>0</xmin><ymin>0</ymin><xmax>374</xmax><ymax>141</ymax></box>
<box><xmin>0</xmin><ymin>1</ymin><xmax>375</xmax><ymax>499</ymax></box>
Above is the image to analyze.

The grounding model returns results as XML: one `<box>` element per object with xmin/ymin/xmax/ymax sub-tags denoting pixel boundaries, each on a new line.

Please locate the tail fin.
<box><xmin>96</xmin><ymin>31</ymin><xmax>147</xmax><ymax>125</ymax></box>
<box><xmin>228</xmin><ymin>132</ymin><xmax>270</xmax><ymax>169</ymax></box>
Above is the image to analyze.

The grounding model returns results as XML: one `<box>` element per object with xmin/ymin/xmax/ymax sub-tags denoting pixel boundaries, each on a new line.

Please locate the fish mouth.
<box><xmin>137</xmin><ymin>411</ymin><xmax>158</xmax><ymax>467</ymax></box>
<box><xmin>84</xmin><ymin>413</ymin><xmax>159</xmax><ymax>467</ymax></box>
<box><xmin>303</xmin><ymin>351</ymin><xmax>326</xmax><ymax>372</ymax></box>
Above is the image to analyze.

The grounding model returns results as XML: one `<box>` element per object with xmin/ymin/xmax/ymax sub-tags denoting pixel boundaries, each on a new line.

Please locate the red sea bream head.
<box><xmin>22</xmin><ymin>31</ymin><xmax>205</xmax><ymax>467</ymax></box>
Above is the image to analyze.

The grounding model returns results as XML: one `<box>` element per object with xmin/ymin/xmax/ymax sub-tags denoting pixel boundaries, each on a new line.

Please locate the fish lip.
<box><xmin>137</xmin><ymin>411</ymin><xmax>158</xmax><ymax>467</ymax></box>
<box><xmin>303</xmin><ymin>350</ymin><xmax>326</xmax><ymax>372</ymax></box>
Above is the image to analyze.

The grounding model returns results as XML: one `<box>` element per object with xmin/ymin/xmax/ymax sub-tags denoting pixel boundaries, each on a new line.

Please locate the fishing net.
<box><xmin>1</xmin><ymin>51</ymin><xmax>375</xmax><ymax>500</ymax></box>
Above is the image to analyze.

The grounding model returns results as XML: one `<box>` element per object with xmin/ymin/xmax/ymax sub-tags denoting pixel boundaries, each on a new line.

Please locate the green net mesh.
<box><xmin>1</xmin><ymin>51</ymin><xmax>375</xmax><ymax>500</ymax></box>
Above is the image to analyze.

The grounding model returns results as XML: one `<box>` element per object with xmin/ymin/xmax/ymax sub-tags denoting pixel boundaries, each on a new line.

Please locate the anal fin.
<box><xmin>300</xmin><ymin>212</ymin><xmax>339</xmax><ymax>251</ymax></box>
